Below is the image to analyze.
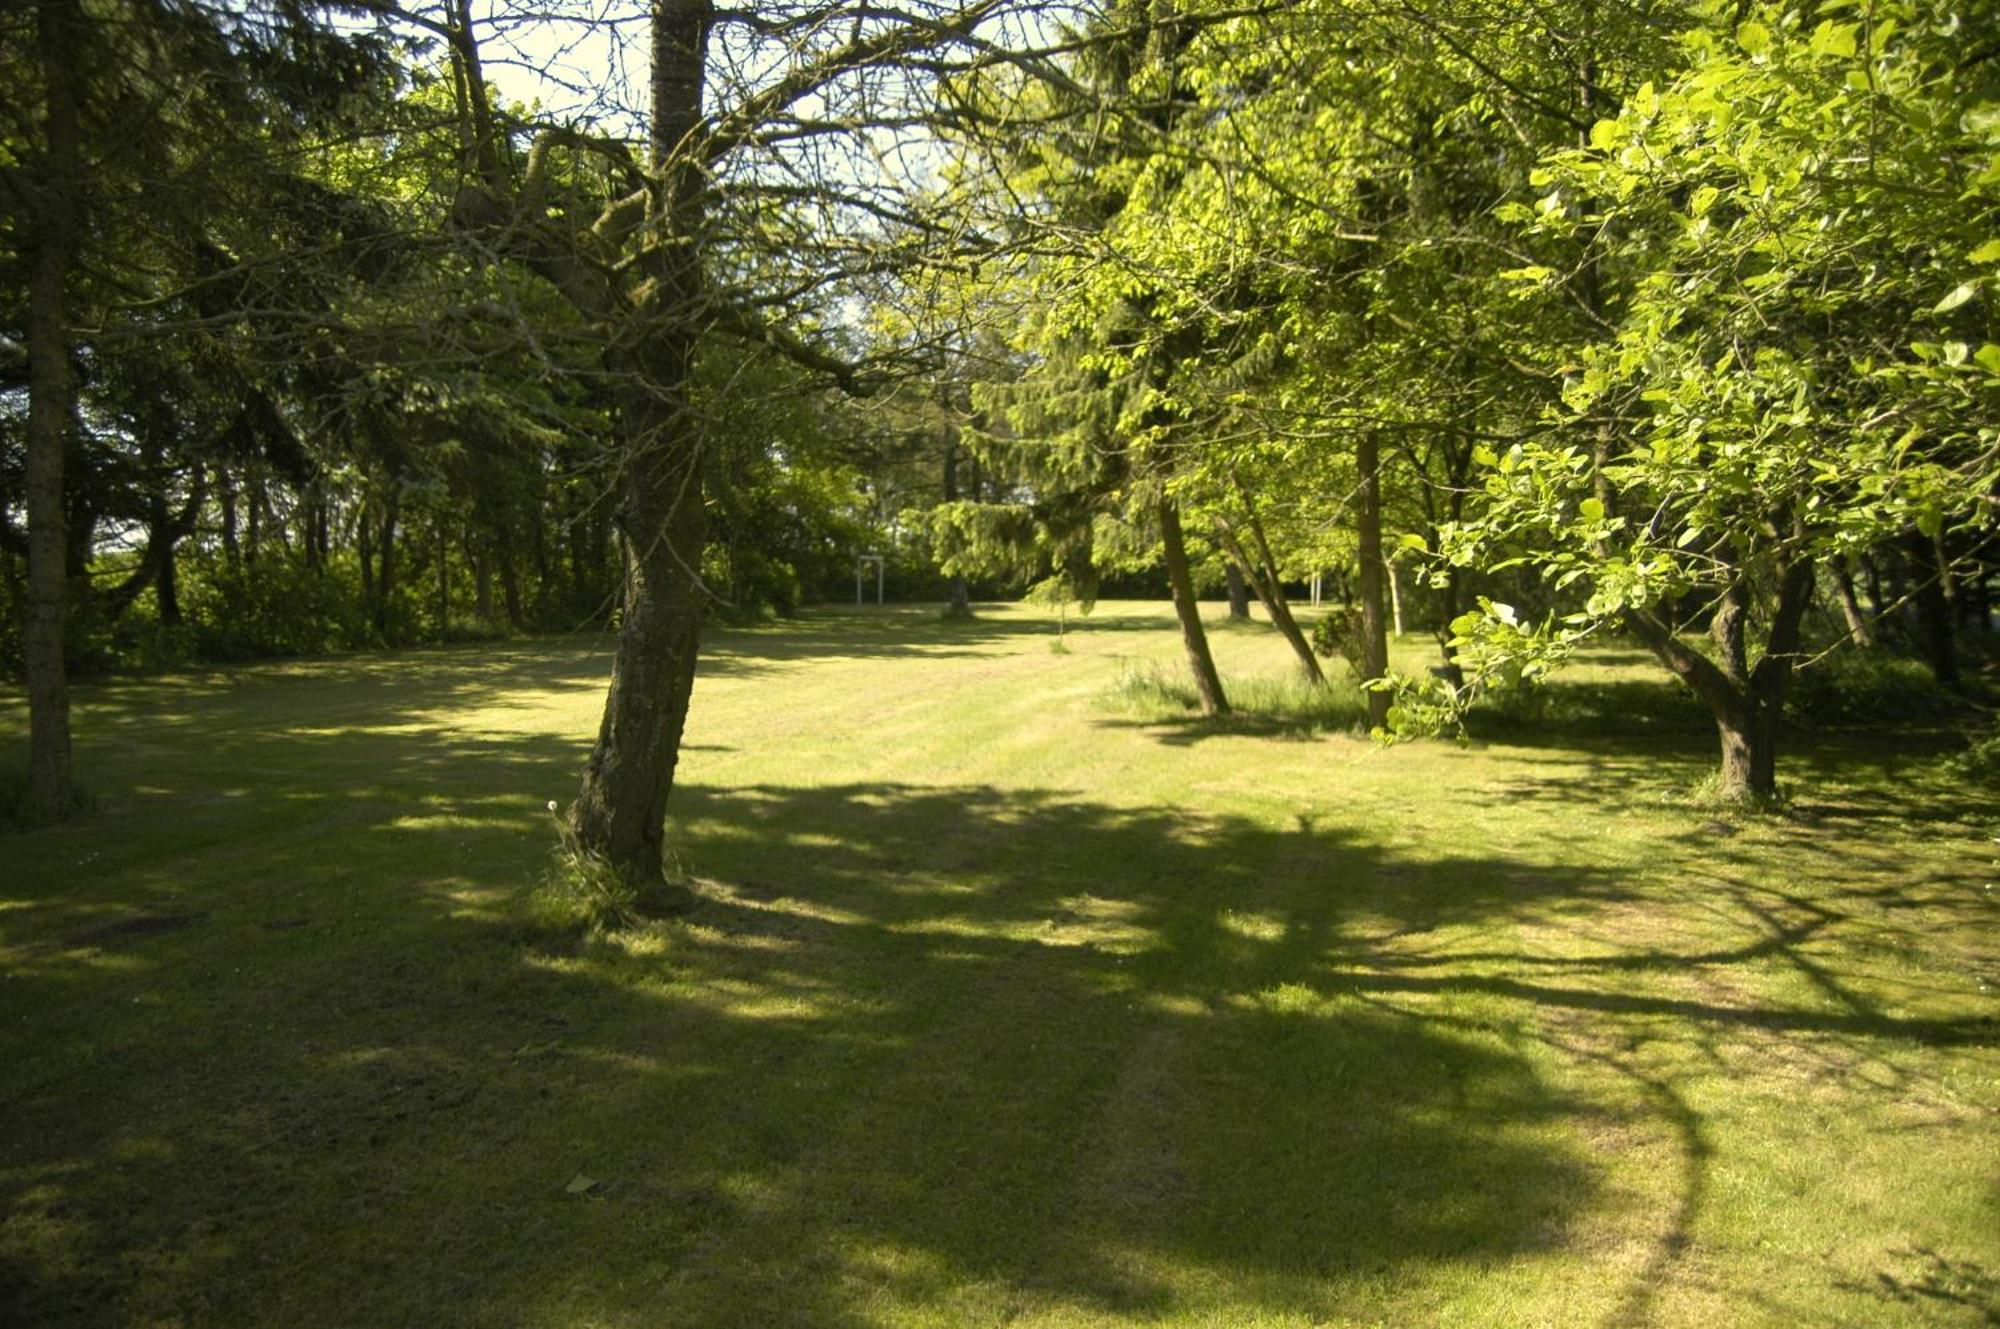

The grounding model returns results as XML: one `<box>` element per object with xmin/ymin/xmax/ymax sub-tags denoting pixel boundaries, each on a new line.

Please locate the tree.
<box><xmin>395</xmin><ymin>0</ymin><xmax>1098</xmax><ymax>889</ymax></box>
<box><xmin>4</xmin><ymin>0</ymin><xmax>394</xmax><ymax>819</ymax></box>
<box><xmin>1433</xmin><ymin>0</ymin><xmax>2000</xmax><ymax>799</ymax></box>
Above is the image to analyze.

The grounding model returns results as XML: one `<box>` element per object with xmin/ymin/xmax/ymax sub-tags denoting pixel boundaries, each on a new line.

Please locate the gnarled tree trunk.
<box><xmin>1624</xmin><ymin>556</ymin><xmax>1815</xmax><ymax>801</ymax></box>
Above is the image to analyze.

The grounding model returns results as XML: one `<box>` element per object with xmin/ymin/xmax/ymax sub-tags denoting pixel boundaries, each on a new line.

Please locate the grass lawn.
<box><xmin>3</xmin><ymin>601</ymin><xmax>1997</xmax><ymax>1327</ymax></box>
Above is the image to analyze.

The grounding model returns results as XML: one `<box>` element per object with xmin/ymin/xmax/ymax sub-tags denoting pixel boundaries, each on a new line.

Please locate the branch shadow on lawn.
<box><xmin>5</xmin><ymin>684</ymin><xmax>1997</xmax><ymax>1328</ymax></box>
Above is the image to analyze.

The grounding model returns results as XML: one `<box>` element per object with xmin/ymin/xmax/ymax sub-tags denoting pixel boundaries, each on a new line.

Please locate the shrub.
<box><xmin>1785</xmin><ymin>648</ymin><xmax>1953</xmax><ymax>725</ymax></box>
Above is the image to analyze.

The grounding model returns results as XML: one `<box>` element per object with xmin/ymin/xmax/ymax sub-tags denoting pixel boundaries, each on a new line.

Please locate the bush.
<box><xmin>1942</xmin><ymin>721</ymin><xmax>2000</xmax><ymax>786</ymax></box>
<box><xmin>1785</xmin><ymin>648</ymin><xmax>1953</xmax><ymax>725</ymax></box>
<box><xmin>183</xmin><ymin>556</ymin><xmax>376</xmax><ymax>661</ymax></box>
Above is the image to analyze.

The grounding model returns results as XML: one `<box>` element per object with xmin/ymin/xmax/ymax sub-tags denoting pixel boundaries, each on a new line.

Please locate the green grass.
<box><xmin>2</xmin><ymin>601</ymin><xmax>1997</xmax><ymax>1327</ymax></box>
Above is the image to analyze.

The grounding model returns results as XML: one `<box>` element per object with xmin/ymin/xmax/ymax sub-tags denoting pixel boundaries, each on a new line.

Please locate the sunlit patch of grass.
<box><xmin>1</xmin><ymin>604</ymin><xmax>1995</xmax><ymax>1328</ymax></box>
<box><xmin>1101</xmin><ymin>660</ymin><xmax>1369</xmax><ymax>733</ymax></box>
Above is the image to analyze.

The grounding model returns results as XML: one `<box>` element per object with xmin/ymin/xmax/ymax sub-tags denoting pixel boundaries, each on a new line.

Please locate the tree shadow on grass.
<box><xmin>4</xmin><ymin>677</ymin><xmax>1996</xmax><ymax>1325</ymax></box>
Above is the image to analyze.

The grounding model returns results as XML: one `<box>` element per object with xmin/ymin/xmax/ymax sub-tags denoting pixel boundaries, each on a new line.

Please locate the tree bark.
<box><xmin>375</xmin><ymin>490</ymin><xmax>400</xmax><ymax>641</ymax></box>
<box><xmin>1832</xmin><ymin>560</ymin><xmax>1873</xmax><ymax>648</ymax></box>
<box><xmin>940</xmin><ymin>414</ymin><xmax>972</xmax><ymax>618</ymax></box>
<box><xmin>436</xmin><ymin>514</ymin><xmax>450</xmax><ymax>640</ymax></box>
<box><xmin>565</xmin><ymin>0</ymin><xmax>713</xmax><ymax>898</ymax></box>
<box><xmin>144</xmin><ymin>437</ymin><xmax>183</xmax><ymax>626</ymax></box>
<box><xmin>22</xmin><ymin>0</ymin><xmax>82</xmax><ymax>822</ymax></box>
<box><xmin>1624</xmin><ymin>556</ymin><xmax>1814</xmax><ymax>801</ymax></box>
<box><xmin>1213</xmin><ymin>514</ymin><xmax>1324</xmax><ymax>684</ymax></box>
<box><xmin>1223</xmin><ymin>562</ymin><xmax>1249</xmax><ymax>618</ymax></box>
<box><xmin>1432</xmin><ymin>560</ymin><xmax>1465</xmax><ymax>690</ymax></box>
<box><xmin>1906</xmin><ymin>530</ymin><xmax>1960</xmax><ymax>689</ymax></box>
<box><xmin>1160</xmin><ymin>498</ymin><xmax>1228</xmax><ymax>715</ymax></box>
<box><xmin>499</xmin><ymin>543</ymin><xmax>524</xmax><ymax>627</ymax></box>
<box><xmin>218</xmin><ymin>466</ymin><xmax>240</xmax><ymax>565</ymax></box>
<box><xmin>1354</xmin><ymin>433</ymin><xmax>1391</xmax><ymax>729</ymax></box>
<box><xmin>568</xmin><ymin>375</ymin><xmax>707</xmax><ymax>899</ymax></box>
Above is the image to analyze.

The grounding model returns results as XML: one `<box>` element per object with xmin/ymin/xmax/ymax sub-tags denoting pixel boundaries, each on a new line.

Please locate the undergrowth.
<box><xmin>1102</xmin><ymin>661</ymin><xmax>1369</xmax><ymax>733</ymax></box>
<box><xmin>524</xmin><ymin>803</ymin><xmax>695</xmax><ymax>935</ymax></box>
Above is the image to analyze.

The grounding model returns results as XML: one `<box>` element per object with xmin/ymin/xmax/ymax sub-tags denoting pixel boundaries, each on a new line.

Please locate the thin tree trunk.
<box><xmin>1832</xmin><ymin>561</ymin><xmax>1873</xmax><ymax>648</ymax></box>
<box><xmin>473</xmin><ymin>534</ymin><xmax>494</xmax><ymax>623</ymax></box>
<box><xmin>357</xmin><ymin>503</ymin><xmax>376</xmax><ymax>607</ymax></box>
<box><xmin>1213</xmin><ymin>515</ymin><xmax>1324</xmax><ymax>684</ymax></box>
<box><xmin>941</xmin><ymin>412</ymin><xmax>973</xmax><ymax>618</ymax></box>
<box><xmin>1433</xmin><ymin>560</ymin><xmax>1465</xmax><ymax>690</ymax></box>
<box><xmin>376</xmin><ymin>490</ymin><xmax>400</xmax><ymax>640</ymax></box>
<box><xmin>22</xmin><ymin>0</ymin><xmax>81</xmax><ymax>822</ymax></box>
<box><xmin>436</xmin><ymin>514</ymin><xmax>450</xmax><ymax>640</ymax></box>
<box><xmin>246</xmin><ymin>474</ymin><xmax>263</xmax><ymax>561</ymax></box>
<box><xmin>1355</xmin><ymin>434</ymin><xmax>1391</xmax><ymax>729</ymax></box>
<box><xmin>143</xmin><ymin>437</ymin><xmax>184</xmax><ymax>626</ymax></box>
<box><xmin>218</xmin><ymin>466</ymin><xmax>240</xmax><ymax>565</ymax></box>
<box><xmin>1387</xmin><ymin>555</ymin><xmax>1404</xmax><ymax>637</ymax></box>
<box><xmin>1160</xmin><ymin>499</ymin><xmax>1228</xmax><ymax>715</ymax></box>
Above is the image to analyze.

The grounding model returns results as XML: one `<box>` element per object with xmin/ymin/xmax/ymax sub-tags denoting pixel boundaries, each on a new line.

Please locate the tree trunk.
<box><xmin>1832</xmin><ymin>561</ymin><xmax>1873</xmax><ymax>648</ymax></box>
<box><xmin>568</xmin><ymin>379</ymin><xmax>707</xmax><ymax>899</ymax></box>
<box><xmin>436</xmin><ymin>515</ymin><xmax>450</xmax><ymax>641</ymax></box>
<box><xmin>246</xmin><ymin>474</ymin><xmax>264</xmax><ymax>561</ymax></box>
<box><xmin>1625</xmin><ymin>556</ymin><xmax>1814</xmax><ymax>801</ymax></box>
<box><xmin>940</xmin><ymin>413</ymin><xmax>973</xmax><ymax>618</ymax></box>
<box><xmin>1223</xmin><ymin>562</ymin><xmax>1250</xmax><ymax>618</ymax></box>
<box><xmin>565</xmin><ymin>0</ymin><xmax>712</xmax><ymax>898</ymax></box>
<box><xmin>218</xmin><ymin>466</ymin><xmax>240</xmax><ymax>565</ymax></box>
<box><xmin>1906</xmin><ymin>529</ymin><xmax>1960</xmax><ymax>689</ymax></box>
<box><xmin>1213</xmin><ymin>515</ymin><xmax>1324</xmax><ymax>684</ymax></box>
<box><xmin>22</xmin><ymin>0</ymin><xmax>81</xmax><ymax>823</ymax></box>
<box><xmin>375</xmin><ymin>490</ymin><xmax>400</xmax><ymax>641</ymax></box>
<box><xmin>1354</xmin><ymin>433</ymin><xmax>1391</xmax><ymax>729</ymax></box>
<box><xmin>1433</xmin><ymin>560</ymin><xmax>1465</xmax><ymax>689</ymax></box>
<box><xmin>143</xmin><ymin>438</ymin><xmax>183</xmax><ymax>627</ymax></box>
<box><xmin>1160</xmin><ymin>498</ymin><xmax>1228</xmax><ymax>716</ymax></box>
<box><xmin>473</xmin><ymin>535</ymin><xmax>495</xmax><ymax>623</ymax></box>
<box><xmin>499</xmin><ymin>543</ymin><xmax>524</xmax><ymax>628</ymax></box>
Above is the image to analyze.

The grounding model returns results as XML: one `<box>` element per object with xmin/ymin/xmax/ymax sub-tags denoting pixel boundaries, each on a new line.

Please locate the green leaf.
<box><xmin>1589</xmin><ymin>119</ymin><xmax>1622</xmax><ymax>150</ymax></box>
<box><xmin>1935</xmin><ymin>282</ymin><xmax>1980</xmax><ymax>314</ymax></box>
<box><xmin>1969</xmin><ymin>239</ymin><xmax>2000</xmax><ymax>263</ymax></box>
<box><xmin>1977</xmin><ymin>343</ymin><xmax>2000</xmax><ymax>374</ymax></box>
<box><xmin>1808</xmin><ymin>21</ymin><xmax>1858</xmax><ymax>58</ymax></box>
<box><xmin>1398</xmin><ymin>532</ymin><xmax>1429</xmax><ymax>553</ymax></box>
<box><xmin>1579</xmin><ymin>497</ymin><xmax>1605</xmax><ymax>523</ymax></box>
<box><xmin>1736</xmin><ymin>20</ymin><xmax>1771</xmax><ymax>55</ymax></box>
